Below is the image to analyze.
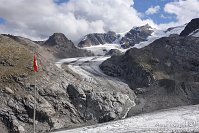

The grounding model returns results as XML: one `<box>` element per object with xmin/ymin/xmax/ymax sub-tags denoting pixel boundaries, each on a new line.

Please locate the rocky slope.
<box><xmin>180</xmin><ymin>18</ymin><xmax>199</xmax><ymax>36</ymax></box>
<box><xmin>42</xmin><ymin>33</ymin><xmax>93</xmax><ymax>58</ymax></box>
<box><xmin>100</xmin><ymin>35</ymin><xmax>199</xmax><ymax>115</ymax></box>
<box><xmin>0</xmin><ymin>34</ymin><xmax>82</xmax><ymax>133</ymax></box>
<box><xmin>0</xmin><ymin>34</ymin><xmax>135</xmax><ymax>133</ymax></box>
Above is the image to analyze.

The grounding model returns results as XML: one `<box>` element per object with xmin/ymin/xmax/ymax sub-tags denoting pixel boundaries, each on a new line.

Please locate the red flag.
<box><xmin>33</xmin><ymin>54</ymin><xmax>38</xmax><ymax>72</ymax></box>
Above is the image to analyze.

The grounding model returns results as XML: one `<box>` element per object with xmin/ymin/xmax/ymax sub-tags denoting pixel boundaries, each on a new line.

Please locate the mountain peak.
<box><xmin>107</xmin><ymin>31</ymin><xmax>116</xmax><ymax>35</ymax></box>
<box><xmin>78</xmin><ymin>31</ymin><xmax>118</xmax><ymax>47</ymax></box>
<box><xmin>143</xmin><ymin>24</ymin><xmax>151</xmax><ymax>28</ymax></box>
<box><xmin>44</xmin><ymin>33</ymin><xmax>72</xmax><ymax>46</ymax></box>
<box><xmin>42</xmin><ymin>33</ymin><xmax>93</xmax><ymax>58</ymax></box>
<box><xmin>51</xmin><ymin>33</ymin><xmax>66</xmax><ymax>38</ymax></box>
<box><xmin>120</xmin><ymin>24</ymin><xmax>154</xmax><ymax>48</ymax></box>
<box><xmin>134</xmin><ymin>24</ymin><xmax>152</xmax><ymax>31</ymax></box>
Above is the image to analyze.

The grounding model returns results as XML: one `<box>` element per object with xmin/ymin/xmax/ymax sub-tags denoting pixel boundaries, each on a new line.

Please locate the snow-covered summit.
<box><xmin>80</xmin><ymin>24</ymin><xmax>186</xmax><ymax>55</ymax></box>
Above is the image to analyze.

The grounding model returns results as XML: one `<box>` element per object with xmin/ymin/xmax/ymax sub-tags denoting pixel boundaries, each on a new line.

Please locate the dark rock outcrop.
<box><xmin>43</xmin><ymin>33</ymin><xmax>93</xmax><ymax>58</ymax></box>
<box><xmin>180</xmin><ymin>18</ymin><xmax>199</xmax><ymax>36</ymax></box>
<box><xmin>100</xmin><ymin>35</ymin><xmax>199</xmax><ymax>115</ymax></box>
<box><xmin>78</xmin><ymin>31</ymin><xmax>119</xmax><ymax>47</ymax></box>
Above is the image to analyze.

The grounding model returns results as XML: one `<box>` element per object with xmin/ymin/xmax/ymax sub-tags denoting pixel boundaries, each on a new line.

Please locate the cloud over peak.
<box><xmin>0</xmin><ymin>0</ymin><xmax>199</xmax><ymax>43</ymax></box>
<box><xmin>164</xmin><ymin>0</ymin><xmax>199</xmax><ymax>25</ymax></box>
<box><xmin>0</xmin><ymin>0</ymin><xmax>155</xmax><ymax>43</ymax></box>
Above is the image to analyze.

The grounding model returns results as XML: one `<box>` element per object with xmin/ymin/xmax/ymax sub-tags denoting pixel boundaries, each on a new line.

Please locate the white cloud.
<box><xmin>0</xmin><ymin>0</ymin><xmax>155</xmax><ymax>43</ymax></box>
<box><xmin>4</xmin><ymin>0</ymin><xmax>198</xmax><ymax>43</ymax></box>
<box><xmin>162</xmin><ymin>0</ymin><xmax>199</xmax><ymax>26</ymax></box>
<box><xmin>160</xmin><ymin>14</ymin><xmax>174</xmax><ymax>20</ymax></box>
<box><xmin>145</xmin><ymin>5</ymin><xmax>160</xmax><ymax>15</ymax></box>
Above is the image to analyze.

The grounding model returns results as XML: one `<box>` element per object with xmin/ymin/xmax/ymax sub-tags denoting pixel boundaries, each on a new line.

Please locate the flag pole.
<box><xmin>33</xmin><ymin>56</ymin><xmax>36</xmax><ymax>133</ymax></box>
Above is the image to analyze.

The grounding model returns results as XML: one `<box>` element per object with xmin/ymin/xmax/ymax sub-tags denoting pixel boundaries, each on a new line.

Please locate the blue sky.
<box><xmin>133</xmin><ymin>0</ymin><xmax>177</xmax><ymax>24</ymax></box>
<box><xmin>54</xmin><ymin>0</ymin><xmax>69</xmax><ymax>5</ymax></box>
<box><xmin>0</xmin><ymin>17</ymin><xmax>6</xmax><ymax>25</ymax></box>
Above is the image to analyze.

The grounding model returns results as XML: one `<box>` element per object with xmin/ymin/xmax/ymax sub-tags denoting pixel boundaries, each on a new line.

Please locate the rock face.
<box><xmin>43</xmin><ymin>33</ymin><xmax>93</xmax><ymax>58</ymax></box>
<box><xmin>78</xmin><ymin>31</ymin><xmax>119</xmax><ymax>47</ymax></box>
<box><xmin>100</xmin><ymin>35</ymin><xmax>199</xmax><ymax>115</ymax></box>
<box><xmin>0</xmin><ymin>34</ymin><xmax>135</xmax><ymax>133</ymax></box>
<box><xmin>120</xmin><ymin>24</ymin><xmax>153</xmax><ymax>48</ymax></box>
<box><xmin>180</xmin><ymin>18</ymin><xmax>199</xmax><ymax>36</ymax></box>
<box><xmin>67</xmin><ymin>84</ymin><xmax>135</xmax><ymax>123</ymax></box>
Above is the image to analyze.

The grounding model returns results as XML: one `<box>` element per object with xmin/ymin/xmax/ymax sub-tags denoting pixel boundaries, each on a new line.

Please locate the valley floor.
<box><xmin>52</xmin><ymin>104</ymin><xmax>199</xmax><ymax>133</ymax></box>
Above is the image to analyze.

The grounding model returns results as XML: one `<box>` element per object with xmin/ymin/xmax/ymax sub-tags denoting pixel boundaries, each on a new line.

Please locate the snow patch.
<box><xmin>189</xmin><ymin>29</ymin><xmax>199</xmax><ymax>37</ymax></box>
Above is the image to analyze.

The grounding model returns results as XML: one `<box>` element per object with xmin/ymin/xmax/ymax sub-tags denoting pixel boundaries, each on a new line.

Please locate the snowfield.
<box><xmin>52</xmin><ymin>104</ymin><xmax>199</xmax><ymax>133</ymax></box>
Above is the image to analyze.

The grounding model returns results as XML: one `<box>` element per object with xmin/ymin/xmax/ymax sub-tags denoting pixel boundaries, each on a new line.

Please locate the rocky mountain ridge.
<box><xmin>42</xmin><ymin>33</ymin><xmax>93</xmax><ymax>58</ymax></box>
<box><xmin>78</xmin><ymin>24</ymin><xmax>153</xmax><ymax>49</ymax></box>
